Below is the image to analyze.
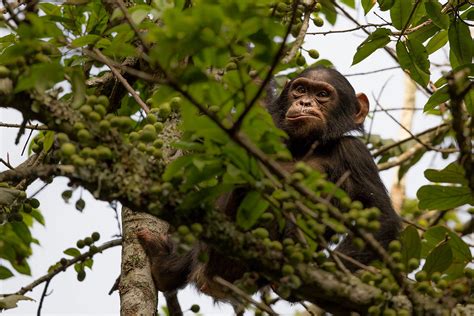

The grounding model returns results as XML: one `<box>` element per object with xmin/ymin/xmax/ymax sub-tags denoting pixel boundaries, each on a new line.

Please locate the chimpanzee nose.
<box><xmin>299</xmin><ymin>99</ymin><xmax>311</xmax><ymax>107</ymax></box>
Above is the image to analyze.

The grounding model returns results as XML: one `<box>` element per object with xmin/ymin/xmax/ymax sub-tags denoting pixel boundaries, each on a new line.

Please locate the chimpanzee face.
<box><xmin>282</xmin><ymin>71</ymin><xmax>340</xmax><ymax>141</ymax></box>
<box><xmin>271</xmin><ymin>67</ymin><xmax>369</xmax><ymax>147</ymax></box>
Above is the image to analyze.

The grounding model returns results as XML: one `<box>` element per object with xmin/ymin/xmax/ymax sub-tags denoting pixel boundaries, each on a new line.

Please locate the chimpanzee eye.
<box><xmin>295</xmin><ymin>85</ymin><xmax>306</xmax><ymax>94</ymax></box>
<box><xmin>317</xmin><ymin>90</ymin><xmax>329</xmax><ymax>97</ymax></box>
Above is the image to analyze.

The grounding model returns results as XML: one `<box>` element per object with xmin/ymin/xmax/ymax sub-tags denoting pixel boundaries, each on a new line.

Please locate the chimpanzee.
<box><xmin>137</xmin><ymin>66</ymin><xmax>401</xmax><ymax>301</ymax></box>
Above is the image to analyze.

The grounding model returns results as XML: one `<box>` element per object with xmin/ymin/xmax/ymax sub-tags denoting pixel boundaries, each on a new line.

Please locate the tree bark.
<box><xmin>119</xmin><ymin>115</ymin><xmax>182</xmax><ymax>315</ymax></box>
<box><xmin>119</xmin><ymin>207</ymin><xmax>168</xmax><ymax>316</ymax></box>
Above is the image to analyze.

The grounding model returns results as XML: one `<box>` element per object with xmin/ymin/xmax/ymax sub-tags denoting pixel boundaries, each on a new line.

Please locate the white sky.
<box><xmin>0</xmin><ymin>5</ymin><xmax>451</xmax><ymax>315</ymax></box>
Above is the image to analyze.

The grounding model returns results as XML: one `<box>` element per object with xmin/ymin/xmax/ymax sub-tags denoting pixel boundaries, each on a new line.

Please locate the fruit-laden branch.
<box><xmin>6</xmin><ymin>239</ymin><xmax>122</xmax><ymax>296</ymax></box>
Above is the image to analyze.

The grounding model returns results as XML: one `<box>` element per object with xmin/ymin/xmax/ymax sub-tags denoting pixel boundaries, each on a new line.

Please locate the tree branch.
<box><xmin>13</xmin><ymin>239</ymin><xmax>121</xmax><ymax>296</ymax></box>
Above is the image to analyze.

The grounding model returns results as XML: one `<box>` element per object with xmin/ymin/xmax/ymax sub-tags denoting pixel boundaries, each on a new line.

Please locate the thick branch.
<box><xmin>0</xmin><ymin>164</ymin><xmax>74</xmax><ymax>183</ymax></box>
<box><xmin>119</xmin><ymin>207</ymin><xmax>167</xmax><ymax>316</ymax></box>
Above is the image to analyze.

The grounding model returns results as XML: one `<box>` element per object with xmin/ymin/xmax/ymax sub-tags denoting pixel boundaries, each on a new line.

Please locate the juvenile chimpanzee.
<box><xmin>138</xmin><ymin>66</ymin><xmax>401</xmax><ymax>300</ymax></box>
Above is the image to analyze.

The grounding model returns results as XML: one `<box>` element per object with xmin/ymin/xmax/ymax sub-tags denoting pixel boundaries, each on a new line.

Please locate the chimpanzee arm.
<box><xmin>323</xmin><ymin>136</ymin><xmax>401</xmax><ymax>268</ymax></box>
<box><xmin>137</xmin><ymin>229</ymin><xmax>196</xmax><ymax>292</ymax></box>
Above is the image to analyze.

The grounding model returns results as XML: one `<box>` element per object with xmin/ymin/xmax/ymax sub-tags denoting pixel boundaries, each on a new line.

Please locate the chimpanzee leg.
<box><xmin>137</xmin><ymin>229</ymin><xmax>195</xmax><ymax>292</ymax></box>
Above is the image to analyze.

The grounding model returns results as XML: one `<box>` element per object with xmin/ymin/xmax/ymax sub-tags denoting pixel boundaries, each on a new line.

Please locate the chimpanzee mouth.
<box><xmin>286</xmin><ymin>113</ymin><xmax>320</xmax><ymax>121</ymax></box>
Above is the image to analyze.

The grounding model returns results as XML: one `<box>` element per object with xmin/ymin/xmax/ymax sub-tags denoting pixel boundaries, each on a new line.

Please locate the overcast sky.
<box><xmin>0</xmin><ymin>5</ymin><xmax>449</xmax><ymax>315</ymax></box>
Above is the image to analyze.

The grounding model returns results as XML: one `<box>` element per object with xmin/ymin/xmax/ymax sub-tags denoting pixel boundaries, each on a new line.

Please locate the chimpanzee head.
<box><xmin>268</xmin><ymin>66</ymin><xmax>369</xmax><ymax>153</ymax></box>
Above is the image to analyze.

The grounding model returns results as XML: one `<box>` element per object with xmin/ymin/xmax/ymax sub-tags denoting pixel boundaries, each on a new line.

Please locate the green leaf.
<box><xmin>64</xmin><ymin>248</ymin><xmax>81</xmax><ymax>257</ymax></box>
<box><xmin>406</xmin><ymin>39</ymin><xmax>430</xmax><ymax>73</ymax></box>
<box><xmin>0</xmin><ymin>265</ymin><xmax>14</xmax><ymax>279</ymax></box>
<box><xmin>38</xmin><ymin>3</ymin><xmax>61</xmax><ymax>15</ymax></box>
<box><xmin>340</xmin><ymin>0</ymin><xmax>355</xmax><ymax>8</ymax></box>
<box><xmin>422</xmin><ymin>226</ymin><xmax>447</xmax><ymax>257</ymax></box>
<box><xmin>71</xmin><ymin>34</ymin><xmax>101</xmax><ymax>47</ymax></box>
<box><xmin>390</xmin><ymin>0</ymin><xmax>413</xmax><ymax>30</ymax></box>
<box><xmin>162</xmin><ymin>156</ymin><xmax>194</xmax><ymax>181</ymax></box>
<box><xmin>408</xmin><ymin>22</ymin><xmax>439</xmax><ymax>43</ymax></box>
<box><xmin>69</xmin><ymin>67</ymin><xmax>86</xmax><ymax>109</ymax></box>
<box><xmin>309</xmin><ymin>59</ymin><xmax>334</xmax><ymax>68</ymax></box>
<box><xmin>423</xmin><ymin>241</ymin><xmax>452</xmax><ymax>275</ymax></box>
<box><xmin>15</xmin><ymin>62</ymin><xmax>64</xmax><ymax>93</ymax></box>
<box><xmin>12</xmin><ymin>260</ymin><xmax>31</xmax><ymax>275</ymax></box>
<box><xmin>464</xmin><ymin>86</ymin><xmax>474</xmax><ymax>115</ymax></box>
<box><xmin>352</xmin><ymin>28</ymin><xmax>391</xmax><ymax>65</ymax></box>
<box><xmin>425</xmin><ymin>29</ymin><xmax>448</xmax><ymax>54</ymax></box>
<box><xmin>131</xmin><ymin>9</ymin><xmax>149</xmax><ymax>25</ymax></box>
<box><xmin>319</xmin><ymin>0</ymin><xmax>337</xmax><ymax>25</ymax></box>
<box><xmin>31</xmin><ymin>209</ymin><xmax>45</xmax><ymax>226</ymax></box>
<box><xmin>424</xmin><ymin>226</ymin><xmax>471</xmax><ymax>262</ymax></box>
<box><xmin>425</xmin><ymin>0</ymin><xmax>449</xmax><ymax>29</ymax></box>
<box><xmin>42</xmin><ymin>131</ymin><xmax>55</xmax><ymax>153</ymax></box>
<box><xmin>448</xmin><ymin>20</ymin><xmax>473</xmax><ymax>67</ymax></box>
<box><xmin>424</xmin><ymin>162</ymin><xmax>467</xmax><ymax>185</ymax></box>
<box><xmin>84</xmin><ymin>258</ymin><xmax>94</xmax><ymax>269</ymax></box>
<box><xmin>396</xmin><ymin>40</ymin><xmax>430</xmax><ymax>86</ymax></box>
<box><xmin>377</xmin><ymin>0</ymin><xmax>395</xmax><ymax>11</ymax></box>
<box><xmin>236</xmin><ymin>191</ymin><xmax>269</xmax><ymax>230</ymax></box>
<box><xmin>400</xmin><ymin>225</ymin><xmax>421</xmax><ymax>270</ymax></box>
<box><xmin>11</xmin><ymin>222</ymin><xmax>32</xmax><ymax>244</ymax></box>
<box><xmin>362</xmin><ymin>0</ymin><xmax>376</xmax><ymax>14</ymax></box>
<box><xmin>424</xmin><ymin>85</ymin><xmax>449</xmax><ymax>111</ymax></box>
<box><xmin>417</xmin><ymin>185</ymin><xmax>473</xmax><ymax>210</ymax></box>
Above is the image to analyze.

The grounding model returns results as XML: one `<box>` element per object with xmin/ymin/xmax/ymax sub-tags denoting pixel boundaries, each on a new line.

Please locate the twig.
<box><xmin>401</xmin><ymin>218</ymin><xmax>427</xmax><ymax>232</ymax></box>
<box><xmin>115</xmin><ymin>0</ymin><xmax>151</xmax><ymax>53</ymax></box>
<box><xmin>282</xmin><ymin>1</ymin><xmax>314</xmax><ymax>63</ymax></box>
<box><xmin>344</xmin><ymin>66</ymin><xmax>400</xmax><ymax>77</ymax></box>
<box><xmin>393</xmin><ymin>20</ymin><xmax>432</xmax><ymax>36</ymax></box>
<box><xmin>396</xmin><ymin>0</ymin><xmax>422</xmax><ymax>42</ymax></box>
<box><xmin>14</xmin><ymin>239</ymin><xmax>122</xmax><ymax>296</ymax></box>
<box><xmin>231</xmin><ymin>0</ymin><xmax>301</xmax><ymax>133</ymax></box>
<box><xmin>372</xmin><ymin>96</ymin><xmax>448</xmax><ymax>153</ymax></box>
<box><xmin>0</xmin><ymin>158</ymin><xmax>14</xmax><ymax>169</ymax></box>
<box><xmin>333</xmin><ymin>250</ymin><xmax>378</xmax><ymax>272</ymax></box>
<box><xmin>317</xmin><ymin>236</ymin><xmax>352</xmax><ymax>276</ymax></box>
<box><xmin>331</xmin><ymin>0</ymin><xmax>434</xmax><ymax>96</ymax></box>
<box><xmin>20</xmin><ymin>123</ymin><xmax>36</xmax><ymax>156</ymax></box>
<box><xmin>15</xmin><ymin>150</ymin><xmax>48</xmax><ymax>191</ymax></box>
<box><xmin>0</xmin><ymin>122</ymin><xmax>49</xmax><ymax>130</ymax></box>
<box><xmin>372</xmin><ymin>107</ymin><xmax>424</xmax><ymax>112</ymax></box>
<box><xmin>377</xmin><ymin>142</ymin><xmax>424</xmax><ymax>171</ymax></box>
<box><xmin>287</xmin><ymin>212</ymin><xmax>309</xmax><ymax>246</ymax></box>
<box><xmin>366</xmin><ymin>75</ymin><xmax>393</xmax><ymax>145</ymax></box>
<box><xmin>307</xmin><ymin>23</ymin><xmax>390</xmax><ymax>36</ymax></box>
<box><xmin>0</xmin><ymin>164</ymin><xmax>74</xmax><ymax>183</ymax></box>
<box><xmin>29</xmin><ymin>182</ymin><xmax>50</xmax><ymax>198</ymax></box>
<box><xmin>428</xmin><ymin>209</ymin><xmax>449</xmax><ymax>227</ymax></box>
<box><xmin>1</xmin><ymin>0</ymin><xmax>21</xmax><ymax>26</ymax></box>
<box><xmin>331</xmin><ymin>0</ymin><xmax>397</xmax><ymax>63</ymax></box>
<box><xmin>109</xmin><ymin>201</ymin><xmax>122</xmax><ymax>237</ymax></box>
<box><xmin>213</xmin><ymin>276</ymin><xmax>277</xmax><ymax>316</ymax></box>
<box><xmin>91</xmin><ymin>48</ymin><xmax>150</xmax><ymax>113</ymax></box>
<box><xmin>371</xmin><ymin>123</ymin><xmax>449</xmax><ymax>157</ymax></box>
<box><xmin>82</xmin><ymin>49</ymin><xmax>163</xmax><ymax>85</ymax></box>
<box><xmin>36</xmin><ymin>279</ymin><xmax>51</xmax><ymax>316</ymax></box>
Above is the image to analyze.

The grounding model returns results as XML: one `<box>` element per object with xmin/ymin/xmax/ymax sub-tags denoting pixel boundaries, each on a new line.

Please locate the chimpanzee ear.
<box><xmin>354</xmin><ymin>93</ymin><xmax>369</xmax><ymax>124</ymax></box>
<box><xmin>282</xmin><ymin>79</ymin><xmax>291</xmax><ymax>91</ymax></box>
